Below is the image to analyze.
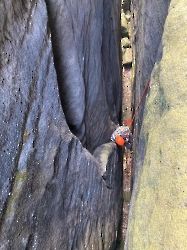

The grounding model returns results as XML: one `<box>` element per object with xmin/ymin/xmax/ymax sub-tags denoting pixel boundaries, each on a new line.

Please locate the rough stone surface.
<box><xmin>46</xmin><ymin>0</ymin><xmax>122</xmax><ymax>153</ymax></box>
<box><xmin>121</xmin><ymin>0</ymin><xmax>130</xmax><ymax>12</ymax></box>
<box><xmin>121</xmin><ymin>37</ymin><xmax>131</xmax><ymax>49</ymax></box>
<box><xmin>0</xmin><ymin>0</ymin><xmax>123</xmax><ymax>249</ymax></box>
<box><xmin>131</xmin><ymin>0</ymin><xmax>171</xmax><ymax>180</ymax></box>
<box><xmin>122</xmin><ymin>48</ymin><xmax>132</xmax><ymax>65</ymax></box>
<box><xmin>125</xmin><ymin>0</ymin><xmax>187</xmax><ymax>249</ymax></box>
<box><xmin>121</xmin><ymin>13</ymin><xmax>129</xmax><ymax>38</ymax></box>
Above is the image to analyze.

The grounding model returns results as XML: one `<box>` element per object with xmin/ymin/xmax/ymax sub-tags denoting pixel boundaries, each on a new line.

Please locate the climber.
<box><xmin>111</xmin><ymin>125</ymin><xmax>133</xmax><ymax>149</ymax></box>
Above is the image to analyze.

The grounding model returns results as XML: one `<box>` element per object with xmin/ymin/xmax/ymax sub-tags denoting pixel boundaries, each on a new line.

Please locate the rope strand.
<box><xmin>125</xmin><ymin>78</ymin><xmax>150</xmax><ymax>127</ymax></box>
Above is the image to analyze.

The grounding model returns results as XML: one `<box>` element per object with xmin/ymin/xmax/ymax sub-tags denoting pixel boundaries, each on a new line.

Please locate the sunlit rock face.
<box><xmin>0</xmin><ymin>0</ymin><xmax>123</xmax><ymax>249</ymax></box>
<box><xmin>132</xmin><ymin>0</ymin><xmax>171</xmax><ymax>151</ymax></box>
<box><xmin>125</xmin><ymin>0</ymin><xmax>187</xmax><ymax>249</ymax></box>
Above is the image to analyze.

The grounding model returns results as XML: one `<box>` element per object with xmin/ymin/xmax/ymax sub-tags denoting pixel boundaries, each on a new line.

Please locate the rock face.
<box><xmin>46</xmin><ymin>0</ymin><xmax>122</xmax><ymax>153</ymax></box>
<box><xmin>125</xmin><ymin>0</ymin><xmax>187</xmax><ymax>249</ymax></box>
<box><xmin>132</xmin><ymin>0</ymin><xmax>171</xmax><ymax>140</ymax></box>
<box><xmin>0</xmin><ymin>0</ymin><xmax>123</xmax><ymax>249</ymax></box>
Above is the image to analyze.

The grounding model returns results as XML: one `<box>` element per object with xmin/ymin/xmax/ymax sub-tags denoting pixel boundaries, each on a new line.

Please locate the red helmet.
<box><xmin>115</xmin><ymin>135</ymin><xmax>125</xmax><ymax>146</ymax></box>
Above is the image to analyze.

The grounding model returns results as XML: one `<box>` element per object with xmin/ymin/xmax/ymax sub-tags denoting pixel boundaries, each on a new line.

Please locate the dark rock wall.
<box><xmin>0</xmin><ymin>0</ymin><xmax>123</xmax><ymax>249</ymax></box>
<box><xmin>46</xmin><ymin>0</ymin><xmax>122</xmax><ymax>153</ymax></box>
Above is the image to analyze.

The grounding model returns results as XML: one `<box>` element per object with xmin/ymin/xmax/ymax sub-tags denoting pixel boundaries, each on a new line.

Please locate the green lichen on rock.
<box><xmin>6</xmin><ymin>170</ymin><xmax>27</xmax><ymax>215</ymax></box>
<box><xmin>14</xmin><ymin>170</ymin><xmax>27</xmax><ymax>187</ymax></box>
<box><xmin>23</xmin><ymin>130</ymin><xmax>30</xmax><ymax>144</ymax></box>
<box><xmin>126</xmin><ymin>1</ymin><xmax>187</xmax><ymax>249</ymax></box>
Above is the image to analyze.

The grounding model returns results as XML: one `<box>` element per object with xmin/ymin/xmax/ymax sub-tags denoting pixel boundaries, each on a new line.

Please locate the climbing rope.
<box><xmin>124</xmin><ymin>78</ymin><xmax>150</xmax><ymax>127</ymax></box>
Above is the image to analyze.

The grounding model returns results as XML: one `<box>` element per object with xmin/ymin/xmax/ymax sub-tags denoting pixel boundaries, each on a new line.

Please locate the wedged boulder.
<box><xmin>121</xmin><ymin>13</ymin><xmax>129</xmax><ymax>38</ymax></box>
<box><xmin>0</xmin><ymin>0</ymin><xmax>123</xmax><ymax>249</ymax></box>
<box><xmin>122</xmin><ymin>48</ymin><xmax>132</xmax><ymax>66</ymax></box>
<box><xmin>126</xmin><ymin>0</ymin><xmax>187</xmax><ymax>249</ymax></box>
<box><xmin>121</xmin><ymin>37</ymin><xmax>131</xmax><ymax>49</ymax></box>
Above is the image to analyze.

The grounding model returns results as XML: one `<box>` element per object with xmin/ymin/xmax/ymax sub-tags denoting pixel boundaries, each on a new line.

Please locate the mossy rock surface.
<box><xmin>121</xmin><ymin>13</ymin><xmax>129</xmax><ymax>38</ymax></box>
<box><xmin>122</xmin><ymin>48</ymin><xmax>132</xmax><ymax>65</ymax></box>
<box><xmin>126</xmin><ymin>1</ymin><xmax>187</xmax><ymax>249</ymax></box>
<box><xmin>121</xmin><ymin>37</ymin><xmax>131</xmax><ymax>49</ymax></box>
